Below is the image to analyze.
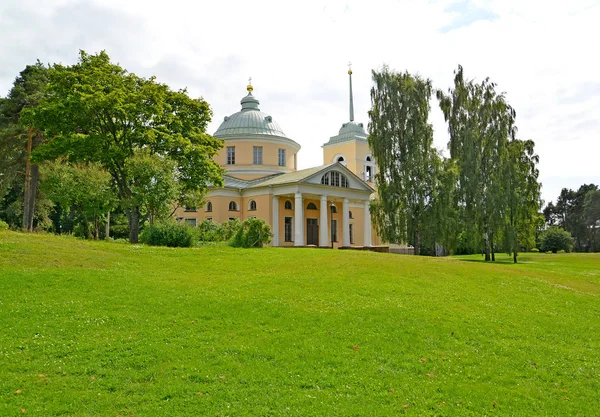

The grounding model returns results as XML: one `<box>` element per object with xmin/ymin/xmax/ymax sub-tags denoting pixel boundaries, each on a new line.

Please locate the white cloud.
<box><xmin>1</xmin><ymin>0</ymin><xmax>598</xmax><ymax>204</ymax></box>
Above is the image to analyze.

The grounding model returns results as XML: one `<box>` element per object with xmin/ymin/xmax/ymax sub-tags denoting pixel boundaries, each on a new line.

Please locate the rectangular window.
<box><xmin>331</xmin><ymin>219</ymin><xmax>338</xmax><ymax>242</ymax></box>
<box><xmin>294</xmin><ymin>153</ymin><xmax>297</xmax><ymax>170</ymax></box>
<box><xmin>227</xmin><ymin>146</ymin><xmax>235</xmax><ymax>165</ymax></box>
<box><xmin>278</xmin><ymin>148</ymin><xmax>286</xmax><ymax>167</ymax></box>
<box><xmin>185</xmin><ymin>218</ymin><xmax>197</xmax><ymax>227</ymax></box>
<box><xmin>184</xmin><ymin>206</ymin><xmax>197</xmax><ymax>212</ymax></box>
<box><xmin>349</xmin><ymin>223</ymin><xmax>354</xmax><ymax>244</ymax></box>
<box><xmin>253</xmin><ymin>146</ymin><xmax>263</xmax><ymax>165</ymax></box>
<box><xmin>284</xmin><ymin>217</ymin><xmax>293</xmax><ymax>242</ymax></box>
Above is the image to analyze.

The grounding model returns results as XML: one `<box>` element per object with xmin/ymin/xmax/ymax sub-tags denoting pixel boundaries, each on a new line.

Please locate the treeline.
<box><xmin>543</xmin><ymin>184</ymin><xmax>600</xmax><ymax>252</ymax></box>
<box><xmin>369</xmin><ymin>66</ymin><xmax>543</xmax><ymax>263</ymax></box>
<box><xmin>0</xmin><ymin>51</ymin><xmax>224</xmax><ymax>242</ymax></box>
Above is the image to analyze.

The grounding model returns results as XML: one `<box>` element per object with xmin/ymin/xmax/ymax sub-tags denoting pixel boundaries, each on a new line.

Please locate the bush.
<box><xmin>0</xmin><ymin>219</ymin><xmax>8</xmax><ymax>230</ymax></box>
<box><xmin>539</xmin><ymin>226</ymin><xmax>573</xmax><ymax>253</ymax></box>
<box><xmin>140</xmin><ymin>222</ymin><xmax>195</xmax><ymax>247</ymax></box>
<box><xmin>195</xmin><ymin>219</ymin><xmax>242</xmax><ymax>243</ymax></box>
<box><xmin>230</xmin><ymin>218</ymin><xmax>272</xmax><ymax>248</ymax></box>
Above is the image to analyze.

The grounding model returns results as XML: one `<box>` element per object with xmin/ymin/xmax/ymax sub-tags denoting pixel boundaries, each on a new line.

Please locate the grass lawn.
<box><xmin>1</xmin><ymin>231</ymin><xmax>599</xmax><ymax>416</ymax></box>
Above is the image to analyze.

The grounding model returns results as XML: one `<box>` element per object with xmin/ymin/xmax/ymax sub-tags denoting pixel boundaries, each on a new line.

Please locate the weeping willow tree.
<box><xmin>368</xmin><ymin>67</ymin><xmax>439</xmax><ymax>255</ymax></box>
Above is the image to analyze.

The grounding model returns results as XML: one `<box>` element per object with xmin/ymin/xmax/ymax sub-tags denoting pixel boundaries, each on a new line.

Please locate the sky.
<box><xmin>1</xmin><ymin>0</ymin><xmax>599</xmax><ymax>205</ymax></box>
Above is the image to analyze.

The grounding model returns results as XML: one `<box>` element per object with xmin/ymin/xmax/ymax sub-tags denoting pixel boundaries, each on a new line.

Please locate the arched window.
<box><xmin>307</xmin><ymin>202</ymin><xmax>317</xmax><ymax>210</ymax></box>
<box><xmin>349</xmin><ymin>210</ymin><xmax>353</xmax><ymax>219</ymax></box>
<box><xmin>248</xmin><ymin>200</ymin><xmax>257</xmax><ymax>211</ymax></box>
<box><xmin>321</xmin><ymin>171</ymin><xmax>349</xmax><ymax>188</ymax></box>
<box><xmin>205</xmin><ymin>201</ymin><xmax>212</xmax><ymax>212</ymax></box>
<box><xmin>332</xmin><ymin>154</ymin><xmax>347</xmax><ymax>166</ymax></box>
<box><xmin>228</xmin><ymin>201</ymin><xmax>238</xmax><ymax>211</ymax></box>
<box><xmin>284</xmin><ymin>200</ymin><xmax>293</xmax><ymax>210</ymax></box>
<box><xmin>330</xmin><ymin>205</ymin><xmax>337</xmax><ymax>214</ymax></box>
<box><xmin>364</xmin><ymin>154</ymin><xmax>375</xmax><ymax>182</ymax></box>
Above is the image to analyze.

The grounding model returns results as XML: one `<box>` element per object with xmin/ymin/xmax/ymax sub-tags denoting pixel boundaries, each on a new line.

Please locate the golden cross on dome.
<box><xmin>348</xmin><ymin>62</ymin><xmax>353</xmax><ymax>75</ymax></box>
<box><xmin>246</xmin><ymin>76</ymin><xmax>253</xmax><ymax>92</ymax></box>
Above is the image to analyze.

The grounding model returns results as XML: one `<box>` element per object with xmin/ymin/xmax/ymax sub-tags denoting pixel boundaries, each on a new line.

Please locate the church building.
<box><xmin>175</xmin><ymin>68</ymin><xmax>380</xmax><ymax>248</ymax></box>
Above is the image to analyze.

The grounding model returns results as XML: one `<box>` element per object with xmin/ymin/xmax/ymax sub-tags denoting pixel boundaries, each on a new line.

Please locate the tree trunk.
<box><xmin>513</xmin><ymin>232</ymin><xmax>518</xmax><ymax>263</ymax></box>
<box><xmin>127</xmin><ymin>207</ymin><xmax>140</xmax><ymax>243</ymax></box>
<box><xmin>414</xmin><ymin>226</ymin><xmax>421</xmax><ymax>256</ymax></box>
<box><xmin>105</xmin><ymin>211</ymin><xmax>110</xmax><ymax>240</ymax></box>
<box><xmin>484</xmin><ymin>229</ymin><xmax>491</xmax><ymax>261</ymax></box>
<box><xmin>22</xmin><ymin>127</ymin><xmax>33</xmax><ymax>231</ymax></box>
<box><xmin>27</xmin><ymin>164</ymin><xmax>39</xmax><ymax>231</ymax></box>
<box><xmin>491</xmin><ymin>231</ymin><xmax>495</xmax><ymax>262</ymax></box>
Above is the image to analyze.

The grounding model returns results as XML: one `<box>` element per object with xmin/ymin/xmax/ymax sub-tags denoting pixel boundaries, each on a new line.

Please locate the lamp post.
<box><xmin>330</xmin><ymin>201</ymin><xmax>336</xmax><ymax>249</ymax></box>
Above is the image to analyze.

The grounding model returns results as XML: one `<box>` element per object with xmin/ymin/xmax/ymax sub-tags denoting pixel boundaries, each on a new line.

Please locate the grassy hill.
<box><xmin>1</xmin><ymin>231</ymin><xmax>599</xmax><ymax>416</ymax></box>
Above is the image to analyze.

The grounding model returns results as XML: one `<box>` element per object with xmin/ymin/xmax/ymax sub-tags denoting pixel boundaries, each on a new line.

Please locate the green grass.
<box><xmin>1</xmin><ymin>231</ymin><xmax>599</xmax><ymax>416</ymax></box>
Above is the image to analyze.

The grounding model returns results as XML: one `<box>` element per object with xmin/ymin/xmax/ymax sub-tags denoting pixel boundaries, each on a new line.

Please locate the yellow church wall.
<box><xmin>215</xmin><ymin>140</ymin><xmax>298</xmax><ymax>173</ymax></box>
<box><xmin>323</xmin><ymin>141</ymin><xmax>357</xmax><ymax>172</ymax></box>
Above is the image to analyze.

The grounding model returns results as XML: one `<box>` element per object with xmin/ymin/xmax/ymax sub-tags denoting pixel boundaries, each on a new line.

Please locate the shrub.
<box><xmin>0</xmin><ymin>219</ymin><xmax>8</xmax><ymax>230</ymax></box>
<box><xmin>539</xmin><ymin>226</ymin><xmax>573</xmax><ymax>253</ymax></box>
<box><xmin>195</xmin><ymin>219</ymin><xmax>242</xmax><ymax>243</ymax></box>
<box><xmin>230</xmin><ymin>218</ymin><xmax>272</xmax><ymax>248</ymax></box>
<box><xmin>140</xmin><ymin>222</ymin><xmax>195</xmax><ymax>247</ymax></box>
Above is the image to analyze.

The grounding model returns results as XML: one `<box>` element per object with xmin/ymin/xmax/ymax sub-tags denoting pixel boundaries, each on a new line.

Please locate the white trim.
<box><xmin>272</xmin><ymin>195</ymin><xmax>279</xmax><ymax>246</ymax></box>
<box><xmin>332</xmin><ymin>153</ymin><xmax>347</xmax><ymax>166</ymax></box>
<box><xmin>319</xmin><ymin>195</ymin><xmax>328</xmax><ymax>247</ymax></box>
<box><xmin>225</xmin><ymin>167</ymin><xmax>294</xmax><ymax>176</ymax></box>
<box><xmin>218</xmin><ymin>135</ymin><xmax>301</xmax><ymax>152</ymax></box>
<box><xmin>294</xmin><ymin>193</ymin><xmax>304</xmax><ymax>246</ymax></box>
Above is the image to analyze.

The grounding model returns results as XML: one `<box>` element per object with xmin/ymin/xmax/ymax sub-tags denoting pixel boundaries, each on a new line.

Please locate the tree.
<box><xmin>22</xmin><ymin>50</ymin><xmax>224</xmax><ymax>242</ymax></box>
<box><xmin>583</xmin><ymin>190</ymin><xmax>600</xmax><ymax>252</ymax></box>
<box><xmin>437</xmin><ymin>65</ymin><xmax>518</xmax><ymax>261</ymax></box>
<box><xmin>0</xmin><ymin>61</ymin><xmax>49</xmax><ymax>230</ymax></box>
<box><xmin>548</xmin><ymin>184</ymin><xmax>598</xmax><ymax>251</ymax></box>
<box><xmin>368</xmin><ymin>67</ymin><xmax>438</xmax><ymax>255</ymax></box>
<box><xmin>41</xmin><ymin>160</ymin><xmax>116</xmax><ymax>238</ymax></box>
<box><xmin>502</xmin><ymin>139</ymin><xmax>542</xmax><ymax>263</ymax></box>
<box><xmin>539</xmin><ymin>226</ymin><xmax>573</xmax><ymax>253</ymax></box>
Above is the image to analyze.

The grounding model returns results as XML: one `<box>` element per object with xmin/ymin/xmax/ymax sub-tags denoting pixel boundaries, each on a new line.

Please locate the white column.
<box><xmin>319</xmin><ymin>195</ymin><xmax>328</xmax><ymax>247</ymax></box>
<box><xmin>294</xmin><ymin>192</ymin><xmax>304</xmax><ymax>246</ymax></box>
<box><xmin>342</xmin><ymin>198</ymin><xmax>350</xmax><ymax>247</ymax></box>
<box><xmin>364</xmin><ymin>200</ymin><xmax>372</xmax><ymax>247</ymax></box>
<box><xmin>272</xmin><ymin>195</ymin><xmax>279</xmax><ymax>247</ymax></box>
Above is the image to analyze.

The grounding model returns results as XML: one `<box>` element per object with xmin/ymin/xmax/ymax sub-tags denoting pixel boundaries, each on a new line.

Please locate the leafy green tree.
<box><xmin>584</xmin><ymin>190</ymin><xmax>600</xmax><ymax>252</ymax></box>
<box><xmin>368</xmin><ymin>67</ymin><xmax>438</xmax><ymax>255</ymax></box>
<box><xmin>40</xmin><ymin>160</ymin><xmax>116</xmax><ymax>238</ymax></box>
<box><xmin>437</xmin><ymin>65</ymin><xmax>517</xmax><ymax>261</ymax></box>
<box><xmin>502</xmin><ymin>139</ymin><xmax>542</xmax><ymax>262</ymax></box>
<box><xmin>549</xmin><ymin>184</ymin><xmax>598</xmax><ymax>251</ymax></box>
<box><xmin>122</xmin><ymin>149</ymin><xmax>198</xmax><ymax>226</ymax></box>
<box><xmin>539</xmin><ymin>226</ymin><xmax>573</xmax><ymax>253</ymax></box>
<box><xmin>22</xmin><ymin>51</ymin><xmax>224</xmax><ymax>242</ymax></box>
<box><xmin>0</xmin><ymin>61</ymin><xmax>49</xmax><ymax>230</ymax></box>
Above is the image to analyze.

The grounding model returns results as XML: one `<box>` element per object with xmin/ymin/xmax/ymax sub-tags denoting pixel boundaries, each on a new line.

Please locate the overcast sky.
<box><xmin>1</xmin><ymin>0</ymin><xmax>598</xmax><ymax>204</ymax></box>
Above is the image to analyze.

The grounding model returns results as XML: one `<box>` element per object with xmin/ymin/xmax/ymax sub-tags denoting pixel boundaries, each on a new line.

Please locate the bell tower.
<box><xmin>322</xmin><ymin>64</ymin><xmax>375</xmax><ymax>183</ymax></box>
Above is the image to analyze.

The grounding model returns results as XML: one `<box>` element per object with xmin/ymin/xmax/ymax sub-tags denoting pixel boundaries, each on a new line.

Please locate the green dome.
<box><xmin>214</xmin><ymin>92</ymin><xmax>288</xmax><ymax>138</ymax></box>
<box><xmin>326</xmin><ymin>121</ymin><xmax>368</xmax><ymax>145</ymax></box>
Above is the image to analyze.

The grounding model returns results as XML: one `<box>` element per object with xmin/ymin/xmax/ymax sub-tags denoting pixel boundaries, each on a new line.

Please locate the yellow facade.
<box><xmin>174</xmin><ymin>81</ymin><xmax>383</xmax><ymax>248</ymax></box>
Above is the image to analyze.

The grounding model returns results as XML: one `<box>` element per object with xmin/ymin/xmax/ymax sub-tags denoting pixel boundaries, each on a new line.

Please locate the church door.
<box><xmin>306</xmin><ymin>218</ymin><xmax>319</xmax><ymax>245</ymax></box>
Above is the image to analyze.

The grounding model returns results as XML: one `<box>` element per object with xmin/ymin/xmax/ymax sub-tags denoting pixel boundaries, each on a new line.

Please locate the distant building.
<box><xmin>175</xmin><ymin>69</ymin><xmax>381</xmax><ymax>247</ymax></box>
